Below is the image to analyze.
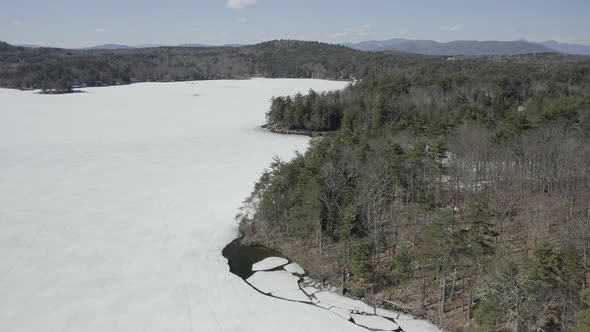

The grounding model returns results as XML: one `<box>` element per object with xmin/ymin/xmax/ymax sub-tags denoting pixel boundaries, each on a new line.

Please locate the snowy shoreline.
<box><xmin>262</xmin><ymin>123</ymin><xmax>331</xmax><ymax>137</ymax></box>
<box><xmin>223</xmin><ymin>237</ymin><xmax>444</xmax><ymax>332</ymax></box>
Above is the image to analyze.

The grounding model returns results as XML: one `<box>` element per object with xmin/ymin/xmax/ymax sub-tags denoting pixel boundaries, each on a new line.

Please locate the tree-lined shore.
<box><xmin>237</xmin><ymin>47</ymin><xmax>590</xmax><ymax>331</ymax></box>
<box><xmin>0</xmin><ymin>39</ymin><xmax>580</xmax><ymax>94</ymax></box>
<box><xmin>0</xmin><ymin>40</ymin><xmax>422</xmax><ymax>92</ymax></box>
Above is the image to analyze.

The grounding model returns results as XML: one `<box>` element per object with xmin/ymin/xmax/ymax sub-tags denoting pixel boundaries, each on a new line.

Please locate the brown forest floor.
<box><xmin>243</xmin><ymin>187</ymin><xmax>590</xmax><ymax>332</ymax></box>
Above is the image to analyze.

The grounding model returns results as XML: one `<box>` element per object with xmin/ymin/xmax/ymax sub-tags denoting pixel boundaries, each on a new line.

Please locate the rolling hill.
<box><xmin>344</xmin><ymin>38</ymin><xmax>554</xmax><ymax>55</ymax></box>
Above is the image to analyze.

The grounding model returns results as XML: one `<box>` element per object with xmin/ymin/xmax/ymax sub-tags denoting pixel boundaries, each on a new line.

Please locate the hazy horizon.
<box><xmin>3</xmin><ymin>0</ymin><xmax>589</xmax><ymax>48</ymax></box>
<box><xmin>10</xmin><ymin>37</ymin><xmax>590</xmax><ymax>50</ymax></box>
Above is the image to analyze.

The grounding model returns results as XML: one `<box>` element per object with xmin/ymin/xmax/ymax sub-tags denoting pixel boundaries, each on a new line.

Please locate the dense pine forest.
<box><xmin>3</xmin><ymin>39</ymin><xmax>590</xmax><ymax>331</ymax></box>
<box><xmin>235</xmin><ymin>45</ymin><xmax>590</xmax><ymax>331</ymax></box>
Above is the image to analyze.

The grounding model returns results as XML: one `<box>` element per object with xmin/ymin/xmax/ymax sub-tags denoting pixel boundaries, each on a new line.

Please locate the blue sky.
<box><xmin>2</xmin><ymin>0</ymin><xmax>589</xmax><ymax>48</ymax></box>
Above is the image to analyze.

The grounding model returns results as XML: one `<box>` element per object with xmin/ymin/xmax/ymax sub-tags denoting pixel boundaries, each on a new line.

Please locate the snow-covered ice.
<box><xmin>252</xmin><ymin>257</ymin><xmax>289</xmax><ymax>271</ymax></box>
<box><xmin>395</xmin><ymin>318</ymin><xmax>442</xmax><ymax>332</ymax></box>
<box><xmin>375</xmin><ymin>308</ymin><xmax>401</xmax><ymax>320</ymax></box>
<box><xmin>272</xmin><ymin>289</ymin><xmax>311</xmax><ymax>303</ymax></box>
<box><xmin>284</xmin><ymin>262</ymin><xmax>305</xmax><ymax>274</ymax></box>
<box><xmin>302</xmin><ymin>286</ymin><xmax>319</xmax><ymax>296</ymax></box>
<box><xmin>351</xmin><ymin>314</ymin><xmax>399</xmax><ymax>331</ymax></box>
<box><xmin>247</xmin><ymin>270</ymin><xmax>301</xmax><ymax>294</ymax></box>
<box><xmin>330</xmin><ymin>307</ymin><xmax>352</xmax><ymax>320</ymax></box>
<box><xmin>0</xmin><ymin>78</ymin><xmax>442</xmax><ymax>332</ymax></box>
<box><xmin>376</xmin><ymin>308</ymin><xmax>442</xmax><ymax>332</ymax></box>
<box><xmin>0</xmin><ymin>79</ymin><xmax>375</xmax><ymax>332</ymax></box>
<box><xmin>315</xmin><ymin>291</ymin><xmax>375</xmax><ymax>314</ymax></box>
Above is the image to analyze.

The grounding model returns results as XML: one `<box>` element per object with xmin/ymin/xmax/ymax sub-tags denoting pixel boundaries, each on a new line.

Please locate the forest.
<box><xmin>0</xmin><ymin>40</ymin><xmax>427</xmax><ymax>93</ymax></box>
<box><xmin>0</xmin><ymin>39</ymin><xmax>577</xmax><ymax>94</ymax></box>
<box><xmin>237</xmin><ymin>48</ymin><xmax>590</xmax><ymax>331</ymax></box>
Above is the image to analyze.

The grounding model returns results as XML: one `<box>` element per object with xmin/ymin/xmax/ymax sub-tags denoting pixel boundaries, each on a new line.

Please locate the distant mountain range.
<box><xmin>343</xmin><ymin>39</ymin><xmax>590</xmax><ymax>56</ymax></box>
<box><xmin>85</xmin><ymin>44</ymin><xmax>132</xmax><ymax>50</ymax></box>
<box><xmin>13</xmin><ymin>39</ymin><xmax>590</xmax><ymax>56</ymax></box>
<box><xmin>539</xmin><ymin>40</ymin><xmax>590</xmax><ymax>55</ymax></box>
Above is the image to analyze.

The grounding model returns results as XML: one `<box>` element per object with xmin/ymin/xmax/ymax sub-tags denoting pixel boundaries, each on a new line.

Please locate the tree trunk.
<box><xmin>317</xmin><ymin>225</ymin><xmax>322</xmax><ymax>267</ymax></box>
<box><xmin>450</xmin><ymin>268</ymin><xmax>457</xmax><ymax>304</ymax></box>
<box><xmin>440</xmin><ymin>274</ymin><xmax>447</xmax><ymax>320</ymax></box>
<box><xmin>462</xmin><ymin>276</ymin><xmax>466</xmax><ymax>322</ymax></box>
<box><xmin>468</xmin><ymin>261</ymin><xmax>477</xmax><ymax>322</ymax></box>
<box><xmin>420</xmin><ymin>271</ymin><xmax>426</xmax><ymax>314</ymax></box>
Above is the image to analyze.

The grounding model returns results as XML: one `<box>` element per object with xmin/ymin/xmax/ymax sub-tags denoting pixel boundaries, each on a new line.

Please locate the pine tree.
<box><xmin>392</xmin><ymin>244</ymin><xmax>413</xmax><ymax>301</ymax></box>
<box><xmin>463</xmin><ymin>197</ymin><xmax>497</xmax><ymax>320</ymax></box>
<box><xmin>421</xmin><ymin>213</ymin><xmax>459</xmax><ymax>319</ymax></box>
<box><xmin>352</xmin><ymin>239</ymin><xmax>374</xmax><ymax>282</ymax></box>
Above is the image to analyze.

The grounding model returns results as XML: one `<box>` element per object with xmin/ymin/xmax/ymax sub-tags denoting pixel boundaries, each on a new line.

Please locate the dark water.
<box><xmin>222</xmin><ymin>237</ymin><xmax>288</xmax><ymax>279</ymax></box>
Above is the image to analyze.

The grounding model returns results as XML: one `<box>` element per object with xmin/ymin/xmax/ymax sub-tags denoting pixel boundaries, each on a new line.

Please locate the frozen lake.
<box><xmin>0</xmin><ymin>79</ymin><xmax>379</xmax><ymax>332</ymax></box>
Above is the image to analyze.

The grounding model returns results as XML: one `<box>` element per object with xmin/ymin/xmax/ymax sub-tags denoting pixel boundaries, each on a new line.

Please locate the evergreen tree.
<box><xmin>463</xmin><ymin>197</ymin><xmax>497</xmax><ymax>319</ymax></box>
<box><xmin>421</xmin><ymin>213</ymin><xmax>459</xmax><ymax>318</ymax></box>
<box><xmin>392</xmin><ymin>244</ymin><xmax>413</xmax><ymax>301</ymax></box>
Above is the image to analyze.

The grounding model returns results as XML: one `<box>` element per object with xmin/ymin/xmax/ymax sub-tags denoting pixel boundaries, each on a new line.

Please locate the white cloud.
<box><xmin>12</xmin><ymin>19</ymin><xmax>24</xmax><ymax>25</ymax></box>
<box><xmin>226</xmin><ymin>0</ymin><xmax>256</xmax><ymax>10</ymax></box>
<box><xmin>329</xmin><ymin>24</ymin><xmax>372</xmax><ymax>39</ymax></box>
<box><xmin>353</xmin><ymin>24</ymin><xmax>371</xmax><ymax>32</ymax></box>
<box><xmin>95</xmin><ymin>28</ymin><xmax>106</xmax><ymax>33</ymax></box>
<box><xmin>398</xmin><ymin>28</ymin><xmax>409</xmax><ymax>36</ymax></box>
<box><xmin>330</xmin><ymin>32</ymin><xmax>347</xmax><ymax>38</ymax></box>
<box><xmin>440</xmin><ymin>25</ymin><xmax>463</xmax><ymax>32</ymax></box>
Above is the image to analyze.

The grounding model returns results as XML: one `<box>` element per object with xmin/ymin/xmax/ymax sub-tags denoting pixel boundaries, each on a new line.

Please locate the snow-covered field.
<box><xmin>0</xmin><ymin>79</ymin><xmax>385</xmax><ymax>332</ymax></box>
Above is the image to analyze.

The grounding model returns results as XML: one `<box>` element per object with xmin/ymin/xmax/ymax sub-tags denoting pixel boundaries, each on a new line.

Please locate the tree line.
<box><xmin>2</xmin><ymin>39</ymin><xmax>584</xmax><ymax>94</ymax></box>
<box><xmin>0</xmin><ymin>40</ymin><xmax>426</xmax><ymax>93</ymax></box>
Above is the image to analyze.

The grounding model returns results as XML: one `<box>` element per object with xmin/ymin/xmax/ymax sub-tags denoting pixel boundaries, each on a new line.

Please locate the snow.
<box><xmin>272</xmin><ymin>289</ymin><xmax>311</xmax><ymax>303</ymax></box>
<box><xmin>252</xmin><ymin>257</ymin><xmax>289</xmax><ymax>271</ymax></box>
<box><xmin>302</xmin><ymin>286</ymin><xmax>319</xmax><ymax>296</ymax></box>
<box><xmin>247</xmin><ymin>270</ymin><xmax>301</xmax><ymax>294</ymax></box>
<box><xmin>350</xmin><ymin>314</ymin><xmax>399</xmax><ymax>331</ymax></box>
<box><xmin>0</xmin><ymin>79</ymin><xmax>375</xmax><ymax>332</ymax></box>
<box><xmin>396</xmin><ymin>318</ymin><xmax>442</xmax><ymax>332</ymax></box>
<box><xmin>315</xmin><ymin>291</ymin><xmax>375</xmax><ymax>314</ymax></box>
<box><xmin>388</xmin><ymin>312</ymin><xmax>417</xmax><ymax>321</ymax></box>
<box><xmin>284</xmin><ymin>262</ymin><xmax>305</xmax><ymax>274</ymax></box>
<box><xmin>374</xmin><ymin>308</ymin><xmax>442</xmax><ymax>332</ymax></box>
<box><xmin>330</xmin><ymin>307</ymin><xmax>352</xmax><ymax>320</ymax></box>
<box><xmin>375</xmin><ymin>308</ymin><xmax>444</xmax><ymax>331</ymax></box>
<box><xmin>375</xmin><ymin>308</ymin><xmax>400</xmax><ymax>320</ymax></box>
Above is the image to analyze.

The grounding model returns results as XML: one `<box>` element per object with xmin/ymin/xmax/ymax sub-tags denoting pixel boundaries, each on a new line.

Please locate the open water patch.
<box><xmin>222</xmin><ymin>236</ymin><xmax>288</xmax><ymax>279</ymax></box>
